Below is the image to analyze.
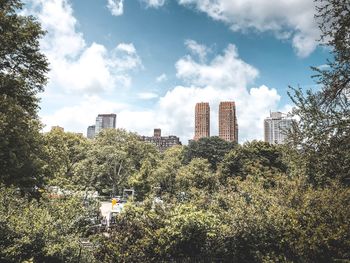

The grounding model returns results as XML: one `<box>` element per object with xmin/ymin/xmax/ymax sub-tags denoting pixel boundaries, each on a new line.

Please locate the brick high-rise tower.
<box><xmin>194</xmin><ymin>102</ymin><xmax>210</xmax><ymax>140</ymax></box>
<box><xmin>219</xmin><ymin>101</ymin><xmax>238</xmax><ymax>143</ymax></box>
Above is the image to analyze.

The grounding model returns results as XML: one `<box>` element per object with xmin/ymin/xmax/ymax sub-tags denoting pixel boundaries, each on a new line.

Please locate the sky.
<box><xmin>24</xmin><ymin>0</ymin><xmax>330</xmax><ymax>144</ymax></box>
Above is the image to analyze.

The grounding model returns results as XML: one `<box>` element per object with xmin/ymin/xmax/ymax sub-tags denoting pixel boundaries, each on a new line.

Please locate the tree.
<box><xmin>0</xmin><ymin>0</ymin><xmax>49</xmax><ymax>188</ymax></box>
<box><xmin>149</xmin><ymin>145</ymin><xmax>184</xmax><ymax>197</ymax></box>
<box><xmin>42</xmin><ymin>129</ymin><xmax>89</xmax><ymax>188</ymax></box>
<box><xmin>0</xmin><ymin>185</ymin><xmax>98</xmax><ymax>263</ymax></box>
<box><xmin>93</xmin><ymin>176</ymin><xmax>350</xmax><ymax>262</ymax></box>
<box><xmin>287</xmin><ymin>0</ymin><xmax>350</xmax><ymax>185</ymax></box>
<box><xmin>176</xmin><ymin>158</ymin><xmax>218</xmax><ymax>195</ymax></box>
<box><xmin>219</xmin><ymin>140</ymin><xmax>287</xmax><ymax>184</ymax></box>
<box><xmin>76</xmin><ymin>129</ymin><xmax>159</xmax><ymax>195</ymax></box>
<box><xmin>128</xmin><ymin>156</ymin><xmax>160</xmax><ymax>201</ymax></box>
<box><xmin>313</xmin><ymin>0</ymin><xmax>350</xmax><ymax>104</ymax></box>
<box><xmin>183</xmin><ymin>136</ymin><xmax>236</xmax><ymax>171</ymax></box>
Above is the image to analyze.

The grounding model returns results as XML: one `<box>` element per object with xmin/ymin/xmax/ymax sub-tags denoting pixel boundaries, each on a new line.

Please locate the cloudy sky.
<box><xmin>25</xmin><ymin>0</ymin><xmax>329</xmax><ymax>143</ymax></box>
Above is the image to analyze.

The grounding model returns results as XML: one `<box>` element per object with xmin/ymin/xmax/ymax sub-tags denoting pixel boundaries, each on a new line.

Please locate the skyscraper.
<box><xmin>264</xmin><ymin>112</ymin><xmax>293</xmax><ymax>144</ymax></box>
<box><xmin>87</xmin><ymin>125</ymin><xmax>95</xmax><ymax>139</ymax></box>
<box><xmin>95</xmin><ymin>113</ymin><xmax>116</xmax><ymax>134</ymax></box>
<box><xmin>194</xmin><ymin>102</ymin><xmax>210</xmax><ymax>140</ymax></box>
<box><xmin>219</xmin><ymin>101</ymin><xmax>238</xmax><ymax>143</ymax></box>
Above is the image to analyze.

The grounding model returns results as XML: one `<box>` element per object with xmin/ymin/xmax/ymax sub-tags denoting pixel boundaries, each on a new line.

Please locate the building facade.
<box><xmin>87</xmin><ymin>125</ymin><xmax>96</xmax><ymax>139</ymax></box>
<box><xmin>218</xmin><ymin>101</ymin><xmax>238</xmax><ymax>143</ymax></box>
<box><xmin>264</xmin><ymin>112</ymin><xmax>293</xmax><ymax>144</ymax></box>
<box><xmin>95</xmin><ymin>114</ymin><xmax>116</xmax><ymax>135</ymax></box>
<box><xmin>51</xmin><ymin>125</ymin><xmax>64</xmax><ymax>132</ymax></box>
<box><xmin>194</xmin><ymin>102</ymin><xmax>210</xmax><ymax>140</ymax></box>
<box><xmin>141</xmin><ymin>129</ymin><xmax>181</xmax><ymax>152</ymax></box>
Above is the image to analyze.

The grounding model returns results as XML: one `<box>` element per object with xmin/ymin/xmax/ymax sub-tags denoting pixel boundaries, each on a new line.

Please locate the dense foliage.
<box><xmin>0</xmin><ymin>0</ymin><xmax>349</xmax><ymax>262</ymax></box>
<box><xmin>0</xmin><ymin>0</ymin><xmax>49</xmax><ymax>189</ymax></box>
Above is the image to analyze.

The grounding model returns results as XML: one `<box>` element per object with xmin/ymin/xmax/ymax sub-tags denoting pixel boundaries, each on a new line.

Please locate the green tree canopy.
<box><xmin>75</xmin><ymin>129</ymin><xmax>159</xmax><ymax>195</ymax></box>
<box><xmin>0</xmin><ymin>185</ymin><xmax>98</xmax><ymax>263</ymax></box>
<box><xmin>219</xmin><ymin>140</ymin><xmax>287</xmax><ymax>184</ymax></box>
<box><xmin>183</xmin><ymin>136</ymin><xmax>236</xmax><ymax>171</ymax></box>
<box><xmin>42</xmin><ymin>129</ymin><xmax>89</xmax><ymax>188</ymax></box>
<box><xmin>0</xmin><ymin>0</ymin><xmax>49</xmax><ymax>189</ymax></box>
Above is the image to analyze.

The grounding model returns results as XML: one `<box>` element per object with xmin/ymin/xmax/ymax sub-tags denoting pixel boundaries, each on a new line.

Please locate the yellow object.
<box><xmin>112</xmin><ymin>198</ymin><xmax>117</xmax><ymax>208</ymax></box>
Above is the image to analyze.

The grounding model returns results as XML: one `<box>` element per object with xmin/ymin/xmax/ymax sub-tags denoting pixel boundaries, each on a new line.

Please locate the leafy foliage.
<box><xmin>42</xmin><ymin>129</ymin><xmax>90</xmax><ymax>188</ymax></box>
<box><xmin>0</xmin><ymin>186</ymin><xmax>97</xmax><ymax>263</ymax></box>
<box><xmin>287</xmin><ymin>0</ymin><xmax>350</xmax><ymax>186</ymax></box>
<box><xmin>183</xmin><ymin>136</ymin><xmax>236</xmax><ymax>170</ymax></box>
<box><xmin>0</xmin><ymin>0</ymin><xmax>49</xmax><ymax>189</ymax></box>
<box><xmin>94</xmin><ymin>177</ymin><xmax>350</xmax><ymax>262</ymax></box>
<box><xmin>219</xmin><ymin>140</ymin><xmax>287</xmax><ymax>184</ymax></box>
<box><xmin>75</xmin><ymin>129</ymin><xmax>159</xmax><ymax>195</ymax></box>
<box><xmin>313</xmin><ymin>0</ymin><xmax>350</xmax><ymax>104</ymax></box>
<box><xmin>1</xmin><ymin>0</ymin><xmax>349</xmax><ymax>261</ymax></box>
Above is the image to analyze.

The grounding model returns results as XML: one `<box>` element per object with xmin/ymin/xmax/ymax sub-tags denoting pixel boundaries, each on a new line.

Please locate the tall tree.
<box><xmin>76</xmin><ymin>129</ymin><xmax>159</xmax><ymax>195</ymax></box>
<box><xmin>0</xmin><ymin>0</ymin><xmax>49</xmax><ymax>188</ymax></box>
<box><xmin>42</xmin><ymin>129</ymin><xmax>89</xmax><ymax>188</ymax></box>
<box><xmin>183</xmin><ymin>136</ymin><xmax>236</xmax><ymax>171</ymax></box>
<box><xmin>219</xmin><ymin>141</ymin><xmax>287</xmax><ymax>184</ymax></box>
<box><xmin>287</xmin><ymin>0</ymin><xmax>350</xmax><ymax>185</ymax></box>
<box><xmin>313</xmin><ymin>0</ymin><xmax>350</xmax><ymax>104</ymax></box>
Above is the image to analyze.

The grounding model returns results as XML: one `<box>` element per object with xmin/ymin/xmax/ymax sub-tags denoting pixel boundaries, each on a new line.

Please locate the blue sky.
<box><xmin>25</xmin><ymin>0</ymin><xmax>330</xmax><ymax>143</ymax></box>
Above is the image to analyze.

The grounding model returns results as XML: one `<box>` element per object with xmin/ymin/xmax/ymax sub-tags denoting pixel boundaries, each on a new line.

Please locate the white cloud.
<box><xmin>26</xmin><ymin>0</ymin><xmax>142</xmax><ymax>94</ymax></box>
<box><xmin>28</xmin><ymin>0</ymin><xmax>85</xmax><ymax>58</ymax></box>
<box><xmin>178</xmin><ymin>0</ymin><xmax>319</xmax><ymax>57</ymax></box>
<box><xmin>41</xmin><ymin>42</ymin><xmax>284</xmax><ymax>143</ymax></box>
<box><xmin>184</xmin><ymin>39</ymin><xmax>209</xmax><ymax>62</ymax></box>
<box><xmin>176</xmin><ymin>44</ymin><xmax>258</xmax><ymax>88</ymax></box>
<box><xmin>118</xmin><ymin>110</ymin><xmax>156</xmax><ymax>135</ymax></box>
<box><xmin>29</xmin><ymin>0</ymin><xmax>290</xmax><ymax>143</ymax></box>
<box><xmin>317</xmin><ymin>64</ymin><xmax>330</xmax><ymax>70</ymax></box>
<box><xmin>116</xmin><ymin>43</ymin><xmax>136</xmax><ymax>54</ymax></box>
<box><xmin>137</xmin><ymin>92</ymin><xmax>159</xmax><ymax>100</ymax></box>
<box><xmin>107</xmin><ymin>0</ymin><xmax>124</xmax><ymax>16</ymax></box>
<box><xmin>157</xmin><ymin>42</ymin><xmax>281</xmax><ymax>143</ymax></box>
<box><xmin>142</xmin><ymin>0</ymin><xmax>166</xmax><ymax>8</ymax></box>
<box><xmin>41</xmin><ymin>95</ymin><xmax>128</xmax><ymax>133</ymax></box>
<box><xmin>156</xmin><ymin>73</ymin><xmax>167</xmax><ymax>83</ymax></box>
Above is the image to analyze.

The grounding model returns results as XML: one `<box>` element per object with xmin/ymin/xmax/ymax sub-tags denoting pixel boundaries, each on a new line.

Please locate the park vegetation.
<box><xmin>0</xmin><ymin>0</ymin><xmax>349</xmax><ymax>262</ymax></box>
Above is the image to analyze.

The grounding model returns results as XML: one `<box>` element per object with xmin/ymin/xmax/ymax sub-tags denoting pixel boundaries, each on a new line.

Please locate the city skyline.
<box><xmin>74</xmin><ymin>104</ymin><xmax>292</xmax><ymax>145</ymax></box>
<box><xmin>27</xmin><ymin>0</ymin><xmax>329</xmax><ymax>143</ymax></box>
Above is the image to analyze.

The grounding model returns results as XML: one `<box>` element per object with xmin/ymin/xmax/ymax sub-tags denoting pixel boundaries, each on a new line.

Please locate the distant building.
<box><xmin>141</xmin><ymin>129</ymin><xmax>181</xmax><ymax>152</ymax></box>
<box><xmin>154</xmin><ymin>128</ymin><xmax>161</xmax><ymax>138</ymax></box>
<box><xmin>87</xmin><ymin>125</ymin><xmax>95</xmax><ymax>139</ymax></box>
<box><xmin>219</xmin><ymin>101</ymin><xmax>238</xmax><ymax>143</ymax></box>
<box><xmin>95</xmin><ymin>114</ymin><xmax>116</xmax><ymax>134</ymax></box>
<box><xmin>194</xmin><ymin>102</ymin><xmax>210</xmax><ymax>140</ymax></box>
<box><xmin>87</xmin><ymin>114</ymin><xmax>116</xmax><ymax>138</ymax></box>
<box><xmin>51</xmin><ymin>125</ymin><xmax>64</xmax><ymax>132</ymax></box>
<box><xmin>264</xmin><ymin>112</ymin><xmax>293</xmax><ymax>144</ymax></box>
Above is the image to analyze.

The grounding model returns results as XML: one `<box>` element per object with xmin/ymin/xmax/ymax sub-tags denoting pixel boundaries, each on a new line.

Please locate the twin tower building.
<box><xmin>194</xmin><ymin>101</ymin><xmax>238</xmax><ymax>143</ymax></box>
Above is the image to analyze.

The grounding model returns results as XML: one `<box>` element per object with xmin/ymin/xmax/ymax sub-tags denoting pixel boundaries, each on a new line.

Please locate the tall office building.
<box><xmin>194</xmin><ymin>102</ymin><xmax>210</xmax><ymax>140</ymax></box>
<box><xmin>219</xmin><ymin>101</ymin><xmax>238</xmax><ymax>143</ymax></box>
<box><xmin>264</xmin><ymin>112</ymin><xmax>293</xmax><ymax>144</ymax></box>
<box><xmin>95</xmin><ymin>114</ymin><xmax>116</xmax><ymax>134</ymax></box>
<box><xmin>87</xmin><ymin>125</ymin><xmax>95</xmax><ymax>139</ymax></box>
